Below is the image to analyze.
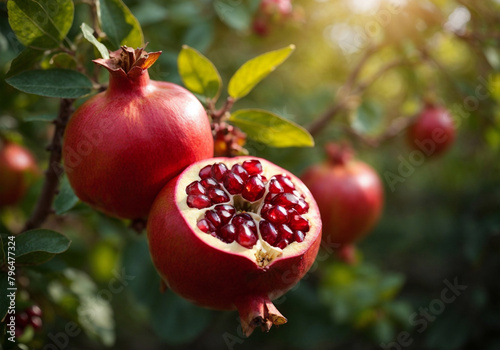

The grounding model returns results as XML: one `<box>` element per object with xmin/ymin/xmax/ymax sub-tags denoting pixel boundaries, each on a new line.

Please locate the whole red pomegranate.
<box><xmin>0</xmin><ymin>140</ymin><xmax>38</xmax><ymax>208</ymax></box>
<box><xmin>147</xmin><ymin>157</ymin><xmax>321</xmax><ymax>336</ymax></box>
<box><xmin>300</xmin><ymin>144</ymin><xmax>383</xmax><ymax>260</ymax></box>
<box><xmin>407</xmin><ymin>103</ymin><xmax>455</xmax><ymax>157</ymax></box>
<box><xmin>63</xmin><ymin>47</ymin><xmax>213</xmax><ymax>219</ymax></box>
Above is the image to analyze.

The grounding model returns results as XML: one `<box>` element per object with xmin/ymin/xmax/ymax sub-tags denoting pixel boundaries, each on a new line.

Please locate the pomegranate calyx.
<box><xmin>325</xmin><ymin>142</ymin><xmax>353</xmax><ymax>165</ymax></box>
<box><xmin>235</xmin><ymin>296</ymin><xmax>287</xmax><ymax>337</ymax></box>
<box><xmin>93</xmin><ymin>46</ymin><xmax>161</xmax><ymax>79</ymax></box>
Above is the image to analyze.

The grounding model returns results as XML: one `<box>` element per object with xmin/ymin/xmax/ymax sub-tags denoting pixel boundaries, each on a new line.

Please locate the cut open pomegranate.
<box><xmin>147</xmin><ymin>157</ymin><xmax>322</xmax><ymax>336</ymax></box>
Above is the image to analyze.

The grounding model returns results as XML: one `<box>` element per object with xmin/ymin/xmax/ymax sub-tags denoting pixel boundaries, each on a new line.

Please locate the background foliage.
<box><xmin>1</xmin><ymin>0</ymin><xmax>499</xmax><ymax>349</ymax></box>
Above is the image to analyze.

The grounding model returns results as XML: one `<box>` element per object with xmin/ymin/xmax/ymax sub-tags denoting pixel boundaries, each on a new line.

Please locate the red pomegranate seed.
<box><xmin>290</xmin><ymin>214</ymin><xmax>310</xmax><ymax>231</ymax></box>
<box><xmin>266</xmin><ymin>205</ymin><xmax>289</xmax><ymax>224</ymax></box>
<box><xmin>219</xmin><ymin>224</ymin><xmax>236</xmax><ymax>243</ymax></box>
<box><xmin>274</xmin><ymin>174</ymin><xmax>295</xmax><ymax>193</ymax></box>
<box><xmin>294</xmin><ymin>230</ymin><xmax>305</xmax><ymax>243</ymax></box>
<box><xmin>223</xmin><ymin>172</ymin><xmax>244</xmax><ymax>194</ymax></box>
<box><xmin>205</xmin><ymin>210</ymin><xmax>222</xmax><ymax>227</ymax></box>
<box><xmin>292</xmin><ymin>190</ymin><xmax>303</xmax><ymax>198</ymax></box>
<box><xmin>199</xmin><ymin>165</ymin><xmax>212</xmax><ymax>179</ymax></box>
<box><xmin>242</xmin><ymin>160</ymin><xmax>263</xmax><ymax>175</ymax></box>
<box><xmin>200</xmin><ymin>177</ymin><xmax>219</xmax><ymax>189</ymax></box>
<box><xmin>242</xmin><ymin>176</ymin><xmax>266</xmax><ymax>202</ymax></box>
<box><xmin>232</xmin><ymin>213</ymin><xmax>253</xmax><ymax>226</ymax></box>
<box><xmin>236</xmin><ymin>224</ymin><xmax>257</xmax><ymax>248</ymax></box>
<box><xmin>211</xmin><ymin>163</ymin><xmax>228</xmax><ymax>181</ymax></box>
<box><xmin>272</xmin><ymin>193</ymin><xmax>299</xmax><ymax>208</ymax></box>
<box><xmin>264</xmin><ymin>192</ymin><xmax>276</xmax><ymax>203</ymax></box>
<box><xmin>187</xmin><ymin>195</ymin><xmax>211</xmax><ymax>209</ymax></box>
<box><xmin>278</xmin><ymin>224</ymin><xmax>294</xmax><ymax>240</ymax></box>
<box><xmin>186</xmin><ymin>181</ymin><xmax>206</xmax><ymax>195</ymax></box>
<box><xmin>231</xmin><ymin>164</ymin><xmax>249</xmax><ymax>181</ymax></box>
<box><xmin>269</xmin><ymin>179</ymin><xmax>284</xmax><ymax>194</ymax></box>
<box><xmin>197</xmin><ymin>218</ymin><xmax>215</xmax><ymax>233</ymax></box>
<box><xmin>207</xmin><ymin>188</ymin><xmax>230</xmax><ymax>204</ymax></box>
<box><xmin>295</xmin><ymin>198</ymin><xmax>309</xmax><ymax>214</ymax></box>
<box><xmin>276</xmin><ymin>239</ymin><xmax>289</xmax><ymax>249</ymax></box>
<box><xmin>259</xmin><ymin>221</ymin><xmax>278</xmax><ymax>245</ymax></box>
<box><xmin>245</xmin><ymin>219</ymin><xmax>257</xmax><ymax>234</ymax></box>
<box><xmin>260</xmin><ymin>203</ymin><xmax>272</xmax><ymax>218</ymax></box>
<box><xmin>214</xmin><ymin>204</ymin><xmax>235</xmax><ymax>225</ymax></box>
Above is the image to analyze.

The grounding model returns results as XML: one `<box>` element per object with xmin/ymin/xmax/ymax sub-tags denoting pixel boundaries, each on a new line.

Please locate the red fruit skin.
<box><xmin>63</xmin><ymin>68</ymin><xmax>213</xmax><ymax>219</ymax></box>
<box><xmin>147</xmin><ymin>157</ymin><xmax>321</xmax><ymax>311</ymax></box>
<box><xmin>0</xmin><ymin>142</ymin><xmax>38</xmax><ymax>207</ymax></box>
<box><xmin>408</xmin><ymin>105</ymin><xmax>455</xmax><ymax>157</ymax></box>
<box><xmin>301</xmin><ymin>158</ymin><xmax>383</xmax><ymax>248</ymax></box>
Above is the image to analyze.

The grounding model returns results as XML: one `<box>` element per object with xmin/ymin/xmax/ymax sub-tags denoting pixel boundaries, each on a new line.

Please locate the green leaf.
<box><xmin>6</xmin><ymin>69</ymin><xmax>93</xmax><ymax>98</ymax></box>
<box><xmin>54</xmin><ymin>175</ymin><xmax>79</xmax><ymax>215</ymax></box>
<box><xmin>214</xmin><ymin>0</ymin><xmax>252</xmax><ymax>31</ymax></box>
<box><xmin>178</xmin><ymin>45</ymin><xmax>221</xmax><ymax>100</ymax></box>
<box><xmin>81</xmin><ymin>22</ymin><xmax>109</xmax><ymax>59</ymax></box>
<box><xmin>23</xmin><ymin>115</ymin><xmax>55</xmax><ymax>123</ymax></box>
<box><xmin>7</xmin><ymin>0</ymin><xmax>74</xmax><ymax>49</ymax></box>
<box><xmin>229</xmin><ymin>109</ymin><xmax>314</xmax><ymax>148</ymax></box>
<box><xmin>98</xmin><ymin>0</ymin><xmax>144</xmax><ymax>49</ymax></box>
<box><xmin>228</xmin><ymin>45</ymin><xmax>295</xmax><ymax>100</ymax></box>
<box><xmin>351</xmin><ymin>100</ymin><xmax>385</xmax><ymax>135</ymax></box>
<box><xmin>63</xmin><ymin>269</ymin><xmax>115</xmax><ymax>346</ymax></box>
<box><xmin>15</xmin><ymin>229</ymin><xmax>71</xmax><ymax>265</ymax></box>
<box><xmin>6</xmin><ymin>48</ymin><xmax>44</xmax><ymax>79</ymax></box>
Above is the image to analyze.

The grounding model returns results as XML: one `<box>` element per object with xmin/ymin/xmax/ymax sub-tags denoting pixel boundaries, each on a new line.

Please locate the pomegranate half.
<box><xmin>63</xmin><ymin>47</ymin><xmax>213</xmax><ymax>219</ymax></box>
<box><xmin>147</xmin><ymin>157</ymin><xmax>321</xmax><ymax>336</ymax></box>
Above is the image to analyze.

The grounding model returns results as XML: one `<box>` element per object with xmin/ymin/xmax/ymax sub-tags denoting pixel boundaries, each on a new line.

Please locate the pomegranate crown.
<box><xmin>93</xmin><ymin>46</ymin><xmax>162</xmax><ymax>79</ymax></box>
<box><xmin>324</xmin><ymin>142</ymin><xmax>353</xmax><ymax>165</ymax></box>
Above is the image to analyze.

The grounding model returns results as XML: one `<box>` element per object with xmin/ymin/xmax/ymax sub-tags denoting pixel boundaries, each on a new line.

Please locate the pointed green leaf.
<box><xmin>15</xmin><ymin>229</ymin><xmax>71</xmax><ymax>265</ymax></box>
<box><xmin>54</xmin><ymin>175</ymin><xmax>79</xmax><ymax>215</ymax></box>
<box><xmin>178</xmin><ymin>45</ymin><xmax>222</xmax><ymax>100</ymax></box>
<box><xmin>81</xmin><ymin>22</ymin><xmax>109</xmax><ymax>59</ymax></box>
<box><xmin>228</xmin><ymin>45</ymin><xmax>295</xmax><ymax>100</ymax></box>
<box><xmin>230</xmin><ymin>109</ymin><xmax>314</xmax><ymax>148</ymax></box>
<box><xmin>6</xmin><ymin>69</ymin><xmax>93</xmax><ymax>98</ymax></box>
<box><xmin>7</xmin><ymin>0</ymin><xmax>74</xmax><ymax>49</ymax></box>
<box><xmin>6</xmin><ymin>48</ymin><xmax>45</xmax><ymax>79</ymax></box>
<box><xmin>214</xmin><ymin>0</ymin><xmax>252</xmax><ymax>31</ymax></box>
<box><xmin>98</xmin><ymin>0</ymin><xmax>144</xmax><ymax>49</ymax></box>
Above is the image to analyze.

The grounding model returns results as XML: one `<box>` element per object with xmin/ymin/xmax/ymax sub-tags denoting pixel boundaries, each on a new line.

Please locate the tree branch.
<box><xmin>22</xmin><ymin>99</ymin><xmax>74</xmax><ymax>232</ymax></box>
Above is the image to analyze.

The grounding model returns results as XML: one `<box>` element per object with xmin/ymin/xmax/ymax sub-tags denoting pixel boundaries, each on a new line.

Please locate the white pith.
<box><xmin>176</xmin><ymin>157</ymin><xmax>319</xmax><ymax>268</ymax></box>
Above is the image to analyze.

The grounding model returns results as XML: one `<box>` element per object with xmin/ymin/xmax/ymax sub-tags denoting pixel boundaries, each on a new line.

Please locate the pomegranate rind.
<box><xmin>147</xmin><ymin>156</ymin><xmax>321</xmax><ymax>334</ymax></box>
<box><xmin>301</xmin><ymin>159</ymin><xmax>383</xmax><ymax>248</ymax></box>
<box><xmin>63</xmin><ymin>67</ymin><xmax>213</xmax><ymax>219</ymax></box>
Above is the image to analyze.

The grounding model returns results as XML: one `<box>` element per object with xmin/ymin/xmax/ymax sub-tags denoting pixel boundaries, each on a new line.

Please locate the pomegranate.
<box><xmin>63</xmin><ymin>46</ymin><xmax>213</xmax><ymax>219</ymax></box>
<box><xmin>147</xmin><ymin>157</ymin><xmax>321</xmax><ymax>336</ymax></box>
<box><xmin>0</xmin><ymin>140</ymin><xmax>38</xmax><ymax>208</ymax></box>
<box><xmin>300</xmin><ymin>144</ymin><xmax>383</xmax><ymax>261</ymax></box>
<box><xmin>407</xmin><ymin>103</ymin><xmax>455</xmax><ymax>157</ymax></box>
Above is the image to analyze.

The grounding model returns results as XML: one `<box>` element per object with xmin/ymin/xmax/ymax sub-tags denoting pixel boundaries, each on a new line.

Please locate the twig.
<box><xmin>307</xmin><ymin>43</ymin><xmax>398</xmax><ymax>137</ymax></box>
<box><xmin>210</xmin><ymin>97</ymin><xmax>235</xmax><ymax>120</ymax></box>
<box><xmin>22</xmin><ymin>99</ymin><xmax>74</xmax><ymax>232</ymax></box>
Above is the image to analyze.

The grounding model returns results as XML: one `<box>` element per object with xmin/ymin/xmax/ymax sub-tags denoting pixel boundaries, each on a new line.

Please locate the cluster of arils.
<box><xmin>15</xmin><ymin>305</ymin><xmax>42</xmax><ymax>337</ymax></box>
<box><xmin>186</xmin><ymin>159</ymin><xmax>311</xmax><ymax>250</ymax></box>
<box><xmin>212</xmin><ymin>122</ymin><xmax>247</xmax><ymax>157</ymax></box>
